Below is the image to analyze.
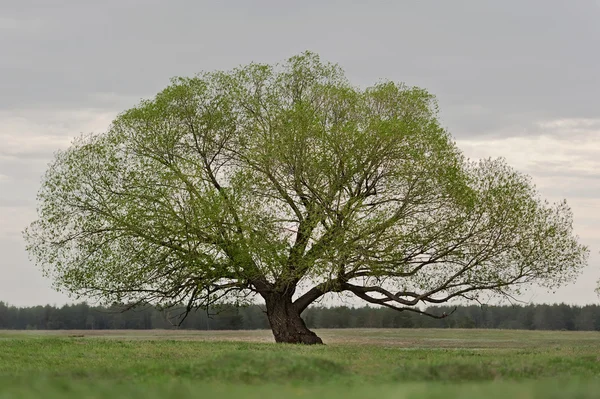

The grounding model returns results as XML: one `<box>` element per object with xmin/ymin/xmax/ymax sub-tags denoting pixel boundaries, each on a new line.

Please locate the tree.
<box><xmin>24</xmin><ymin>52</ymin><xmax>588</xmax><ymax>344</ymax></box>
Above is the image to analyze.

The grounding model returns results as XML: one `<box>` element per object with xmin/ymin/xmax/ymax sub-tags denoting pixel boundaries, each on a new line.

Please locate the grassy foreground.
<box><xmin>0</xmin><ymin>329</ymin><xmax>599</xmax><ymax>398</ymax></box>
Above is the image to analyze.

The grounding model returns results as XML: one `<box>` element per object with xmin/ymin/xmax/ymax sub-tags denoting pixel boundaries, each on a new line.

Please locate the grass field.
<box><xmin>0</xmin><ymin>329</ymin><xmax>599</xmax><ymax>398</ymax></box>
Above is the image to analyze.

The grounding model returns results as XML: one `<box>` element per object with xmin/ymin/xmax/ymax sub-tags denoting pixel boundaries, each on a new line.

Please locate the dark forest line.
<box><xmin>0</xmin><ymin>302</ymin><xmax>599</xmax><ymax>331</ymax></box>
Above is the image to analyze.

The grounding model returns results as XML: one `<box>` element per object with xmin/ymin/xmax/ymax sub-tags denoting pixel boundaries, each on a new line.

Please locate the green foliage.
<box><xmin>24</xmin><ymin>52</ymin><xmax>589</xmax><ymax>321</ymax></box>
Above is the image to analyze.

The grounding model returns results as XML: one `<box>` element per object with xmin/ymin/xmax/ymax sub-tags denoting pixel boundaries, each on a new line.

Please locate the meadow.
<box><xmin>0</xmin><ymin>329</ymin><xmax>599</xmax><ymax>398</ymax></box>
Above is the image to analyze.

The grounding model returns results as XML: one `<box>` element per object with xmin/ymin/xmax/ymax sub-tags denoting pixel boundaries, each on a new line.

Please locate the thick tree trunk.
<box><xmin>264</xmin><ymin>293</ymin><xmax>323</xmax><ymax>345</ymax></box>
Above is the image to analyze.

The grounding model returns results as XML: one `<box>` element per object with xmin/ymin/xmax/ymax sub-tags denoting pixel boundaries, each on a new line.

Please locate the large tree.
<box><xmin>25</xmin><ymin>53</ymin><xmax>588</xmax><ymax>344</ymax></box>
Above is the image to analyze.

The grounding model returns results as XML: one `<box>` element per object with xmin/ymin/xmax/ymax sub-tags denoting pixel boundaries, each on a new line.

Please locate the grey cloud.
<box><xmin>0</xmin><ymin>0</ymin><xmax>598</xmax><ymax>305</ymax></box>
<box><xmin>0</xmin><ymin>198</ymin><xmax>35</xmax><ymax>208</ymax></box>
<box><xmin>0</xmin><ymin>156</ymin><xmax>53</xmax><ymax>180</ymax></box>
<box><xmin>540</xmin><ymin>184</ymin><xmax>600</xmax><ymax>201</ymax></box>
<box><xmin>0</xmin><ymin>157</ymin><xmax>50</xmax><ymax>211</ymax></box>
<box><xmin>1</xmin><ymin>0</ymin><xmax>599</xmax><ymax>139</ymax></box>
<box><xmin>535</xmin><ymin>119</ymin><xmax>600</xmax><ymax>141</ymax></box>
<box><xmin>0</xmin><ymin>108</ymin><xmax>116</xmax><ymax>162</ymax></box>
<box><xmin>527</xmin><ymin>162</ymin><xmax>600</xmax><ymax>181</ymax></box>
<box><xmin>0</xmin><ymin>236</ymin><xmax>71</xmax><ymax>306</ymax></box>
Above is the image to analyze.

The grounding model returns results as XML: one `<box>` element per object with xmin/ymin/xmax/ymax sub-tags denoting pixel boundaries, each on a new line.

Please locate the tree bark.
<box><xmin>264</xmin><ymin>293</ymin><xmax>323</xmax><ymax>345</ymax></box>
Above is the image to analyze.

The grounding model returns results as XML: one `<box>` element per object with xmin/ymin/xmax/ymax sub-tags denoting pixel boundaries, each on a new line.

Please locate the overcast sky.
<box><xmin>1</xmin><ymin>0</ymin><xmax>599</xmax><ymax>307</ymax></box>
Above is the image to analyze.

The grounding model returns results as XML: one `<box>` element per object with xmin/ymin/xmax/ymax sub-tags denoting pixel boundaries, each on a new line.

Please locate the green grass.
<box><xmin>0</xmin><ymin>329</ymin><xmax>599</xmax><ymax>398</ymax></box>
<box><xmin>2</xmin><ymin>379</ymin><xmax>600</xmax><ymax>399</ymax></box>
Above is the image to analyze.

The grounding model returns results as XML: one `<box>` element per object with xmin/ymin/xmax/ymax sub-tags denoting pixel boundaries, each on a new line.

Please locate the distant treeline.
<box><xmin>0</xmin><ymin>302</ymin><xmax>599</xmax><ymax>331</ymax></box>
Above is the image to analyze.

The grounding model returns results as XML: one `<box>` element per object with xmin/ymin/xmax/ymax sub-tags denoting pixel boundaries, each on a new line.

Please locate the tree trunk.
<box><xmin>264</xmin><ymin>293</ymin><xmax>323</xmax><ymax>344</ymax></box>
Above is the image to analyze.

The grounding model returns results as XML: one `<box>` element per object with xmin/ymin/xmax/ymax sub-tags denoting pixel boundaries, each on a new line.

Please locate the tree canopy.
<box><xmin>24</xmin><ymin>52</ymin><xmax>589</xmax><ymax>344</ymax></box>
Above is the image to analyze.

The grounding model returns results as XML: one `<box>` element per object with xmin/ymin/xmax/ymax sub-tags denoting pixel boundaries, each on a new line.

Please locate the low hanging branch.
<box><xmin>24</xmin><ymin>52</ymin><xmax>589</xmax><ymax>344</ymax></box>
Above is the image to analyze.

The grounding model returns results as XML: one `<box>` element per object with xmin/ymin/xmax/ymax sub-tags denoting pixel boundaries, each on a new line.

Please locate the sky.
<box><xmin>1</xmin><ymin>0</ymin><xmax>599</xmax><ymax>307</ymax></box>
